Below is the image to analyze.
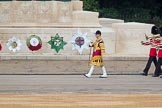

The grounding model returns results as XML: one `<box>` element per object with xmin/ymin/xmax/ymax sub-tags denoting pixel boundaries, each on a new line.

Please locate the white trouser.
<box><xmin>101</xmin><ymin>66</ymin><xmax>107</xmax><ymax>76</ymax></box>
<box><xmin>86</xmin><ymin>65</ymin><xmax>107</xmax><ymax>77</ymax></box>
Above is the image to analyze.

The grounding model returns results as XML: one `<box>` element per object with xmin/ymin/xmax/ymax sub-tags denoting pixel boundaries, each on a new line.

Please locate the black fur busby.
<box><xmin>159</xmin><ymin>27</ymin><xmax>162</xmax><ymax>37</ymax></box>
<box><xmin>151</xmin><ymin>26</ymin><xmax>159</xmax><ymax>35</ymax></box>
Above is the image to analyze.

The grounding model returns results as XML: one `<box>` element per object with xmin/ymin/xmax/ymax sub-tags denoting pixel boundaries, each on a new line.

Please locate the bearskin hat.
<box><xmin>159</xmin><ymin>27</ymin><xmax>162</xmax><ymax>37</ymax></box>
<box><xmin>151</xmin><ymin>26</ymin><xmax>159</xmax><ymax>35</ymax></box>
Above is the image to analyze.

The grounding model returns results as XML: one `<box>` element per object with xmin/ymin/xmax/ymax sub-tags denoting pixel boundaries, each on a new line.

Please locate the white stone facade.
<box><xmin>0</xmin><ymin>1</ymin><xmax>100</xmax><ymax>27</ymax></box>
<box><xmin>0</xmin><ymin>1</ymin><xmax>154</xmax><ymax>58</ymax></box>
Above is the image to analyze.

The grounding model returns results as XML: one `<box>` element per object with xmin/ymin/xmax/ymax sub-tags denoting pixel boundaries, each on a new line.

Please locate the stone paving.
<box><xmin>0</xmin><ymin>75</ymin><xmax>161</xmax><ymax>94</ymax></box>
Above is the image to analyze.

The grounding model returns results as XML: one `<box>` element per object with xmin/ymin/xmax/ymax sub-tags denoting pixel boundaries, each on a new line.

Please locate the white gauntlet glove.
<box><xmin>89</xmin><ymin>41</ymin><xmax>94</xmax><ymax>47</ymax></box>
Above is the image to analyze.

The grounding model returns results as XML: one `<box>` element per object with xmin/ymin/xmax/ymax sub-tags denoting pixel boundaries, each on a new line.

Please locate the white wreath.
<box><xmin>7</xmin><ymin>37</ymin><xmax>22</xmax><ymax>53</ymax></box>
<box><xmin>71</xmin><ymin>30</ymin><xmax>90</xmax><ymax>54</ymax></box>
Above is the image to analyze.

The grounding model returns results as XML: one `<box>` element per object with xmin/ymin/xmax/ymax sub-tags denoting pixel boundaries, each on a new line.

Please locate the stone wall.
<box><xmin>0</xmin><ymin>1</ymin><xmax>156</xmax><ymax>74</ymax></box>
<box><xmin>112</xmin><ymin>22</ymin><xmax>153</xmax><ymax>55</ymax></box>
<box><xmin>0</xmin><ymin>27</ymin><xmax>115</xmax><ymax>55</ymax></box>
<box><xmin>0</xmin><ymin>56</ymin><xmax>153</xmax><ymax>75</ymax></box>
<box><xmin>0</xmin><ymin>1</ymin><xmax>154</xmax><ymax>56</ymax></box>
<box><xmin>0</xmin><ymin>1</ymin><xmax>100</xmax><ymax>27</ymax></box>
<box><xmin>99</xmin><ymin>18</ymin><xmax>124</xmax><ymax>27</ymax></box>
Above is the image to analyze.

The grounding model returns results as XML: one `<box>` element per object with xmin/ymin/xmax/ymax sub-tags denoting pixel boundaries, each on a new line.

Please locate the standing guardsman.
<box><xmin>84</xmin><ymin>30</ymin><xmax>107</xmax><ymax>78</ymax></box>
<box><xmin>141</xmin><ymin>26</ymin><xmax>161</xmax><ymax>76</ymax></box>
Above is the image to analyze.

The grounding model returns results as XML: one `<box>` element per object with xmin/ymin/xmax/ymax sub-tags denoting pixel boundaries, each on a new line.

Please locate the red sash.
<box><xmin>93</xmin><ymin>50</ymin><xmax>101</xmax><ymax>57</ymax></box>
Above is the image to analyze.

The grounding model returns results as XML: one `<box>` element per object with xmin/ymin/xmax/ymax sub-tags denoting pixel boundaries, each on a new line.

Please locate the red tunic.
<box><xmin>149</xmin><ymin>48</ymin><xmax>157</xmax><ymax>57</ymax></box>
<box><xmin>143</xmin><ymin>40</ymin><xmax>157</xmax><ymax>57</ymax></box>
<box><xmin>154</xmin><ymin>40</ymin><xmax>161</xmax><ymax>44</ymax></box>
<box><xmin>158</xmin><ymin>49</ymin><xmax>162</xmax><ymax>58</ymax></box>
<box><xmin>157</xmin><ymin>43</ymin><xmax>162</xmax><ymax>58</ymax></box>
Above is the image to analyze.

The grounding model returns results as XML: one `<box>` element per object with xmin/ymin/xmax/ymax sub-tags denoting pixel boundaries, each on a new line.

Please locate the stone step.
<box><xmin>0</xmin><ymin>55</ymin><xmax>155</xmax><ymax>75</ymax></box>
<box><xmin>0</xmin><ymin>54</ymin><xmax>148</xmax><ymax>60</ymax></box>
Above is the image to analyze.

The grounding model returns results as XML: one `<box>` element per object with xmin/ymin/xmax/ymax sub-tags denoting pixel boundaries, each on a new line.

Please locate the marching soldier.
<box><xmin>141</xmin><ymin>26</ymin><xmax>161</xmax><ymax>76</ymax></box>
<box><xmin>84</xmin><ymin>30</ymin><xmax>107</xmax><ymax>78</ymax></box>
<box><xmin>153</xmin><ymin>27</ymin><xmax>162</xmax><ymax>77</ymax></box>
<box><xmin>159</xmin><ymin>27</ymin><xmax>162</xmax><ymax>78</ymax></box>
<box><xmin>153</xmin><ymin>42</ymin><xmax>162</xmax><ymax>77</ymax></box>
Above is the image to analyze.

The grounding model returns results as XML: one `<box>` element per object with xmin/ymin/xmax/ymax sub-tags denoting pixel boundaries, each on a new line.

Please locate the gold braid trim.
<box><xmin>90</xmin><ymin>56</ymin><xmax>104</xmax><ymax>67</ymax></box>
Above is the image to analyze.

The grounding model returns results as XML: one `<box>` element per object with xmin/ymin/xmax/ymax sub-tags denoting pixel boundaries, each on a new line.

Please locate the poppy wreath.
<box><xmin>26</xmin><ymin>35</ymin><xmax>42</xmax><ymax>51</ymax></box>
